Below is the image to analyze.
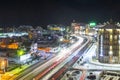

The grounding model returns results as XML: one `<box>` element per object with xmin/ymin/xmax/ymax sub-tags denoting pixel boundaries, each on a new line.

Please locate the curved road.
<box><xmin>17</xmin><ymin>36</ymin><xmax>84</xmax><ymax>80</ymax></box>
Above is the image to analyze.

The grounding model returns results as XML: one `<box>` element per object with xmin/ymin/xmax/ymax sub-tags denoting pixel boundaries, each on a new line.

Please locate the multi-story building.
<box><xmin>98</xmin><ymin>23</ymin><xmax>120</xmax><ymax>64</ymax></box>
<box><xmin>71</xmin><ymin>21</ymin><xmax>80</xmax><ymax>34</ymax></box>
<box><xmin>71</xmin><ymin>20</ymin><xmax>87</xmax><ymax>34</ymax></box>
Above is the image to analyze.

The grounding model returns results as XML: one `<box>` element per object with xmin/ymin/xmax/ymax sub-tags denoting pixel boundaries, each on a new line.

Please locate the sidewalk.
<box><xmin>89</xmin><ymin>58</ymin><xmax>120</xmax><ymax>68</ymax></box>
<box><xmin>1</xmin><ymin>57</ymin><xmax>44</xmax><ymax>80</ymax></box>
<box><xmin>1</xmin><ymin>64</ymin><xmax>29</xmax><ymax>80</ymax></box>
<box><xmin>1</xmin><ymin>52</ymin><xmax>55</xmax><ymax>80</ymax></box>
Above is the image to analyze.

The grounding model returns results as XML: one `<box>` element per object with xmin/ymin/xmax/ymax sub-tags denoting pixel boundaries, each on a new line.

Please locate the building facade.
<box><xmin>98</xmin><ymin>23</ymin><xmax>120</xmax><ymax>64</ymax></box>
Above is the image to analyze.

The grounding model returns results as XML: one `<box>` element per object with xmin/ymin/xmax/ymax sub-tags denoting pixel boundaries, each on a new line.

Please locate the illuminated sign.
<box><xmin>89</xmin><ymin>22</ymin><xmax>96</xmax><ymax>27</ymax></box>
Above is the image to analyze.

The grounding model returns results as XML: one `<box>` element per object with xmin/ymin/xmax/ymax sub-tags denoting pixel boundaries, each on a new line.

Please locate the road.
<box><xmin>72</xmin><ymin>42</ymin><xmax>99</xmax><ymax>79</ymax></box>
<box><xmin>60</xmin><ymin>36</ymin><xmax>92</xmax><ymax>80</ymax></box>
<box><xmin>75</xmin><ymin>42</ymin><xmax>120</xmax><ymax>71</ymax></box>
<box><xmin>41</xmin><ymin>36</ymin><xmax>90</xmax><ymax>80</ymax></box>
<box><xmin>17</xmin><ymin>36</ymin><xmax>84</xmax><ymax>80</ymax></box>
<box><xmin>73</xmin><ymin>41</ymin><xmax>120</xmax><ymax>80</ymax></box>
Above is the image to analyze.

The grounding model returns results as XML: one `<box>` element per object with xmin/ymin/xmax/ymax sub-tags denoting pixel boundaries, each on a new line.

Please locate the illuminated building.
<box><xmin>0</xmin><ymin>58</ymin><xmax>8</xmax><ymax>73</ymax></box>
<box><xmin>47</xmin><ymin>24</ymin><xmax>69</xmax><ymax>40</ymax></box>
<box><xmin>71</xmin><ymin>20</ymin><xmax>80</xmax><ymax>34</ymax></box>
<box><xmin>98</xmin><ymin>22</ymin><xmax>120</xmax><ymax>63</ymax></box>
<box><xmin>47</xmin><ymin>24</ymin><xmax>66</xmax><ymax>32</ymax></box>
<box><xmin>71</xmin><ymin>20</ymin><xmax>87</xmax><ymax>35</ymax></box>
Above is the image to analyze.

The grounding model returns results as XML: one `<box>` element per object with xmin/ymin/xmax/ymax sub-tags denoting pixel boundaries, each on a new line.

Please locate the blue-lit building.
<box><xmin>98</xmin><ymin>22</ymin><xmax>120</xmax><ymax>63</ymax></box>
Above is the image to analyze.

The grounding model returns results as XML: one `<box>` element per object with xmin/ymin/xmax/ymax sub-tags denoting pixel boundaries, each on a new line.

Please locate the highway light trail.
<box><xmin>16</xmin><ymin>36</ymin><xmax>83</xmax><ymax>80</ymax></box>
<box><xmin>49</xmin><ymin>38</ymin><xmax>90</xmax><ymax>80</ymax></box>
<box><xmin>34</xmin><ymin>36</ymin><xmax>84</xmax><ymax>80</ymax></box>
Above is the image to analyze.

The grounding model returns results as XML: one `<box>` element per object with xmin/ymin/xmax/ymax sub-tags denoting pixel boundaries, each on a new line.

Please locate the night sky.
<box><xmin>0</xmin><ymin>0</ymin><xmax>120</xmax><ymax>27</ymax></box>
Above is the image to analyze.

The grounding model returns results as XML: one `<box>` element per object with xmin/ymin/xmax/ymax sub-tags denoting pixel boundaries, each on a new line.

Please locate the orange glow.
<box><xmin>38</xmin><ymin>47</ymin><xmax>51</xmax><ymax>52</ymax></box>
<box><xmin>8</xmin><ymin>43</ymin><xmax>18</xmax><ymax>49</ymax></box>
<box><xmin>74</xmin><ymin>26</ymin><xmax>80</xmax><ymax>30</ymax></box>
<box><xmin>62</xmin><ymin>39</ymin><xmax>70</xmax><ymax>43</ymax></box>
<box><xmin>0</xmin><ymin>42</ymin><xmax>18</xmax><ymax>49</ymax></box>
<box><xmin>0</xmin><ymin>42</ymin><xmax>6</xmax><ymax>48</ymax></box>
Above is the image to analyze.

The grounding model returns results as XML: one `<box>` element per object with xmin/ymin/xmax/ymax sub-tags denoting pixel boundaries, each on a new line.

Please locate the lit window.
<box><xmin>119</xmin><ymin>40</ymin><xmax>120</xmax><ymax>44</ymax></box>
<box><xmin>114</xmin><ymin>35</ymin><xmax>117</xmax><ymax>39</ymax></box>
<box><xmin>110</xmin><ymin>46</ymin><xmax>112</xmax><ymax>50</ymax></box>
<box><xmin>109</xmin><ymin>51</ymin><xmax>113</xmax><ymax>55</ymax></box>
<box><xmin>110</xmin><ymin>35</ymin><xmax>112</xmax><ymax>41</ymax></box>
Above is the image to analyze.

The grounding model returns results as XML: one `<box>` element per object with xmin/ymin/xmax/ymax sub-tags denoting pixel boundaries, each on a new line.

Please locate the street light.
<box><xmin>17</xmin><ymin>49</ymin><xmax>25</xmax><ymax>68</ymax></box>
<box><xmin>1</xmin><ymin>60</ymin><xmax>5</xmax><ymax>65</ymax></box>
<box><xmin>0</xmin><ymin>60</ymin><xmax>6</xmax><ymax>73</ymax></box>
<box><xmin>17</xmin><ymin>49</ymin><xmax>25</xmax><ymax>56</ymax></box>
